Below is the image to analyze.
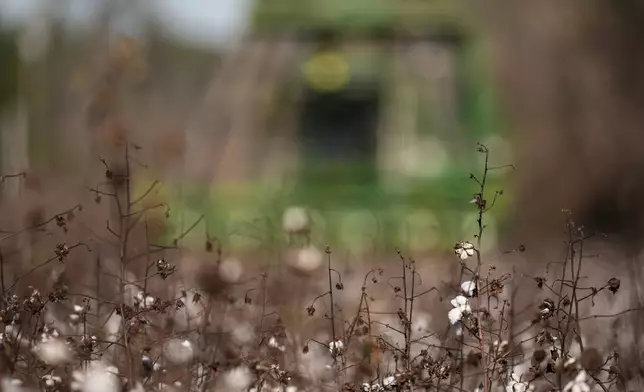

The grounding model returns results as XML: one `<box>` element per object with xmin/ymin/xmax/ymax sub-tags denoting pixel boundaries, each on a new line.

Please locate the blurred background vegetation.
<box><xmin>0</xmin><ymin>0</ymin><xmax>512</xmax><ymax>256</ymax></box>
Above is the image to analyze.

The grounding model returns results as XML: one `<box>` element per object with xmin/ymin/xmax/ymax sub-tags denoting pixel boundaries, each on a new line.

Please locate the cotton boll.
<box><xmin>221</xmin><ymin>366</ymin><xmax>253</xmax><ymax>392</ymax></box>
<box><xmin>104</xmin><ymin>311</ymin><xmax>122</xmax><ymax>342</ymax></box>
<box><xmin>231</xmin><ymin>322</ymin><xmax>255</xmax><ymax>346</ymax></box>
<box><xmin>163</xmin><ymin>338</ymin><xmax>194</xmax><ymax>365</ymax></box>
<box><xmin>42</xmin><ymin>374</ymin><xmax>62</xmax><ymax>389</ymax></box>
<box><xmin>2</xmin><ymin>377</ymin><xmax>24</xmax><ymax>392</ymax></box>
<box><xmin>290</xmin><ymin>246</ymin><xmax>323</xmax><ymax>274</ymax></box>
<box><xmin>460</xmin><ymin>280</ymin><xmax>476</xmax><ymax>297</ymax></box>
<box><xmin>282</xmin><ymin>206</ymin><xmax>310</xmax><ymax>233</ymax></box>
<box><xmin>33</xmin><ymin>338</ymin><xmax>72</xmax><ymax>365</ymax></box>
<box><xmin>512</xmin><ymin>362</ymin><xmax>531</xmax><ymax>383</ymax></box>
<box><xmin>71</xmin><ymin>361</ymin><xmax>120</xmax><ymax>392</ymax></box>
<box><xmin>219</xmin><ymin>258</ymin><xmax>243</xmax><ymax>284</ymax></box>
<box><xmin>5</xmin><ymin>324</ymin><xmax>30</xmax><ymax>348</ymax></box>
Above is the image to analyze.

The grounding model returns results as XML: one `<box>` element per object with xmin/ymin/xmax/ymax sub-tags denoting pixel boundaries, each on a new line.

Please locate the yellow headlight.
<box><xmin>303</xmin><ymin>51</ymin><xmax>350</xmax><ymax>92</ymax></box>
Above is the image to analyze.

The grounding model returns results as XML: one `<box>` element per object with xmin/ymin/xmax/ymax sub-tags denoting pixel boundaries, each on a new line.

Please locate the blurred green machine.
<box><xmin>145</xmin><ymin>0</ymin><xmax>513</xmax><ymax>255</ymax></box>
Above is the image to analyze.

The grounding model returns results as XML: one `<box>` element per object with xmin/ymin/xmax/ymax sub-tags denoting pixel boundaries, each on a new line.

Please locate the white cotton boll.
<box><xmin>328</xmin><ymin>340</ymin><xmax>344</xmax><ymax>355</ymax></box>
<box><xmin>43</xmin><ymin>374</ymin><xmax>62</xmax><ymax>388</ymax></box>
<box><xmin>507</xmin><ymin>373</ymin><xmax>533</xmax><ymax>392</ymax></box>
<box><xmin>2</xmin><ymin>377</ymin><xmax>24</xmax><ymax>392</ymax></box>
<box><xmin>382</xmin><ymin>375</ymin><xmax>397</xmax><ymax>388</ymax></box>
<box><xmin>221</xmin><ymin>366</ymin><xmax>253</xmax><ymax>392</ymax></box>
<box><xmin>291</xmin><ymin>246</ymin><xmax>323</xmax><ymax>274</ymax></box>
<box><xmin>512</xmin><ymin>363</ymin><xmax>530</xmax><ymax>383</ymax></box>
<box><xmin>5</xmin><ymin>324</ymin><xmax>29</xmax><ymax>348</ymax></box>
<box><xmin>105</xmin><ymin>311</ymin><xmax>122</xmax><ymax>342</ymax></box>
<box><xmin>134</xmin><ymin>291</ymin><xmax>156</xmax><ymax>309</ymax></box>
<box><xmin>282</xmin><ymin>206</ymin><xmax>310</xmax><ymax>233</ymax></box>
<box><xmin>285</xmin><ymin>386</ymin><xmax>298</xmax><ymax>392</ymax></box>
<box><xmin>448</xmin><ymin>296</ymin><xmax>470</xmax><ymax>325</ymax></box>
<box><xmin>219</xmin><ymin>258</ymin><xmax>243</xmax><ymax>283</ymax></box>
<box><xmin>461</xmin><ymin>280</ymin><xmax>476</xmax><ymax>297</ymax></box>
<box><xmin>163</xmin><ymin>338</ymin><xmax>194</xmax><ymax>365</ymax></box>
<box><xmin>33</xmin><ymin>338</ymin><xmax>72</xmax><ymax>365</ymax></box>
<box><xmin>71</xmin><ymin>361</ymin><xmax>120</xmax><ymax>392</ymax></box>
<box><xmin>231</xmin><ymin>322</ymin><xmax>255</xmax><ymax>346</ymax></box>
<box><xmin>267</xmin><ymin>336</ymin><xmax>286</xmax><ymax>352</ymax></box>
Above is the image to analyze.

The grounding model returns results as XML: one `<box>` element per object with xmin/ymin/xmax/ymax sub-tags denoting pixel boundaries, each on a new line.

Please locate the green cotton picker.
<box><xmin>135</xmin><ymin>0</ymin><xmax>513</xmax><ymax>256</ymax></box>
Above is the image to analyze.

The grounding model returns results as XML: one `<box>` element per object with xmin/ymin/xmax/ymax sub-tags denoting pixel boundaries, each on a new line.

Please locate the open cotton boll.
<box><xmin>2</xmin><ymin>377</ymin><xmax>24</xmax><ymax>392</ymax></box>
<box><xmin>290</xmin><ymin>245</ymin><xmax>323</xmax><ymax>274</ymax></box>
<box><xmin>221</xmin><ymin>366</ymin><xmax>253</xmax><ymax>392</ymax></box>
<box><xmin>231</xmin><ymin>322</ymin><xmax>255</xmax><ymax>346</ymax></box>
<box><xmin>163</xmin><ymin>338</ymin><xmax>194</xmax><ymax>365</ymax></box>
<box><xmin>104</xmin><ymin>311</ymin><xmax>122</xmax><ymax>342</ymax></box>
<box><xmin>5</xmin><ymin>324</ymin><xmax>30</xmax><ymax>348</ymax></box>
<box><xmin>33</xmin><ymin>338</ymin><xmax>72</xmax><ymax>365</ymax></box>
<box><xmin>282</xmin><ymin>206</ymin><xmax>310</xmax><ymax>233</ymax></box>
<box><xmin>460</xmin><ymin>280</ymin><xmax>476</xmax><ymax>297</ymax></box>
<box><xmin>218</xmin><ymin>258</ymin><xmax>243</xmax><ymax>284</ymax></box>
<box><xmin>71</xmin><ymin>361</ymin><xmax>120</xmax><ymax>392</ymax></box>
